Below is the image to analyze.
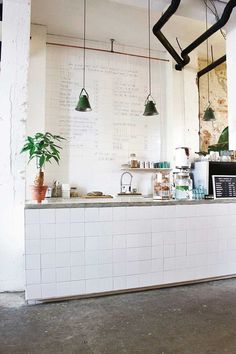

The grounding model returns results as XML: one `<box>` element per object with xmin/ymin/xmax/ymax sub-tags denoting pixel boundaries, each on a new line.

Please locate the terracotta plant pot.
<box><xmin>31</xmin><ymin>185</ymin><xmax>48</xmax><ymax>203</ymax></box>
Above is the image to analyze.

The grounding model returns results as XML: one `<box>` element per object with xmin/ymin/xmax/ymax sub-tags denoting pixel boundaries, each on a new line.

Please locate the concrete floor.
<box><xmin>1</xmin><ymin>280</ymin><xmax>236</xmax><ymax>354</ymax></box>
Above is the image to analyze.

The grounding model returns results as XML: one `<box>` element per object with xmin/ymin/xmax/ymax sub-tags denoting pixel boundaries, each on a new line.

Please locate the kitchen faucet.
<box><xmin>120</xmin><ymin>171</ymin><xmax>133</xmax><ymax>194</ymax></box>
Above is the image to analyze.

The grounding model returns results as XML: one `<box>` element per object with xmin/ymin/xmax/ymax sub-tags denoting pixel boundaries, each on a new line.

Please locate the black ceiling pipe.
<box><xmin>0</xmin><ymin>3</ymin><xmax>2</xmax><ymax>21</ymax></box>
<box><xmin>152</xmin><ymin>0</ymin><xmax>184</xmax><ymax>70</ymax></box>
<box><xmin>197</xmin><ymin>54</ymin><xmax>226</xmax><ymax>79</ymax></box>
<box><xmin>177</xmin><ymin>0</ymin><xmax>236</xmax><ymax>70</ymax></box>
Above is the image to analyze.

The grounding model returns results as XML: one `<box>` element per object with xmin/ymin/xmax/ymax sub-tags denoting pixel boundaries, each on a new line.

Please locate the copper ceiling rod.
<box><xmin>46</xmin><ymin>41</ymin><xmax>169</xmax><ymax>63</ymax></box>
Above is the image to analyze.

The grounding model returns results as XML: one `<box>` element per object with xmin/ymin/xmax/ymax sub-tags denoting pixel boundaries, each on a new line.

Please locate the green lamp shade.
<box><xmin>203</xmin><ymin>105</ymin><xmax>215</xmax><ymax>121</ymax></box>
<box><xmin>143</xmin><ymin>96</ymin><xmax>159</xmax><ymax>116</ymax></box>
<box><xmin>75</xmin><ymin>88</ymin><xmax>92</xmax><ymax>112</ymax></box>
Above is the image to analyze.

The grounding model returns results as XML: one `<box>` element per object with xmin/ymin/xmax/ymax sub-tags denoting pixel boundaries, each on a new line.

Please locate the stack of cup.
<box><xmin>62</xmin><ymin>184</ymin><xmax>70</xmax><ymax>198</ymax></box>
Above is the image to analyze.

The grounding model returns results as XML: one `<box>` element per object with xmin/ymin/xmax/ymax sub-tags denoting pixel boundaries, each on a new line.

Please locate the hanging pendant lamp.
<box><xmin>143</xmin><ymin>0</ymin><xmax>158</xmax><ymax>116</ymax></box>
<box><xmin>203</xmin><ymin>0</ymin><xmax>215</xmax><ymax>121</ymax></box>
<box><xmin>75</xmin><ymin>0</ymin><xmax>92</xmax><ymax>112</ymax></box>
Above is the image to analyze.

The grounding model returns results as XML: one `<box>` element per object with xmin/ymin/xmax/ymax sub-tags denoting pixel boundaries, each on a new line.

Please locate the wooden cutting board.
<box><xmin>83</xmin><ymin>195</ymin><xmax>113</xmax><ymax>199</ymax></box>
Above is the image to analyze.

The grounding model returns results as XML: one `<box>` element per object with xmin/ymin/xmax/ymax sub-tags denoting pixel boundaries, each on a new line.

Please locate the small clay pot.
<box><xmin>31</xmin><ymin>185</ymin><xmax>48</xmax><ymax>203</ymax></box>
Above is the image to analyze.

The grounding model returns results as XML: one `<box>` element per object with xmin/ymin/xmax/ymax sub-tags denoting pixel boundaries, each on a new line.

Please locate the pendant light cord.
<box><xmin>148</xmin><ymin>0</ymin><xmax>151</xmax><ymax>96</ymax></box>
<box><xmin>205</xmin><ymin>0</ymin><xmax>210</xmax><ymax>105</ymax></box>
<box><xmin>83</xmin><ymin>0</ymin><xmax>86</xmax><ymax>89</ymax></box>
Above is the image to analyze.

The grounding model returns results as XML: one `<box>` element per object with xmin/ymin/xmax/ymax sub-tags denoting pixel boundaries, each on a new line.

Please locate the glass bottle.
<box><xmin>175</xmin><ymin>172</ymin><xmax>192</xmax><ymax>200</ymax></box>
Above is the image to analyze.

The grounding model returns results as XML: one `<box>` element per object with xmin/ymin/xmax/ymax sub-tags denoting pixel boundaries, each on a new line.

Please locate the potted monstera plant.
<box><xmin>21</xmin><ymin>132</ymin><xmax>65</xmax><ymax>203</ymax></box>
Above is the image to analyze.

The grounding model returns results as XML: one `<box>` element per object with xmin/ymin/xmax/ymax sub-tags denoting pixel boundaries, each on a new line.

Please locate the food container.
<box><xmin>153</xmin><ymin>171</ymin><xmax>171</xmax><ymax>200</ymax></box>
<box><xmin>175</xmin><ymin>172</ymin><xmax>192</xmax><ymax>200</ymax></box>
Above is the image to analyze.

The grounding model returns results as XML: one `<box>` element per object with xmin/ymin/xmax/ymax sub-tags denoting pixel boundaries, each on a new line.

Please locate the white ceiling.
<box><xmin>31</xmin><ymin>0</ymin><xmax>231</xmax><ymax>60</ymax></box>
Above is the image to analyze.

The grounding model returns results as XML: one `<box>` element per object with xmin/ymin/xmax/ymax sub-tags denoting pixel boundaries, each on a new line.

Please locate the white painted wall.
<box><xmin>0</xmin><ymin>0</ymin><xmax>31</xmax><ymax>291</ymax></box>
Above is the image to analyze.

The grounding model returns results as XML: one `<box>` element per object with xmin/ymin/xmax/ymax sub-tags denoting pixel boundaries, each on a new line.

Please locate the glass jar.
<box><xmin>130</xmin><ymin>153</ymin><xmax>138</xmax><ymax>168</ymax></box>
<box><xmin>153</xmin><ymin>171</ymin><xmax>171</xmax><ymax>200</ymax></box>
<box><xmin>175</xmin><ymin>172</ymin><xmax>192</xmax><ymax>200</ymax></box>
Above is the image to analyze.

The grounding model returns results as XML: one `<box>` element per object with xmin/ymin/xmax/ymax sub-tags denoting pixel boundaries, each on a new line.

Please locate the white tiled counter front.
<box><xmin>25</xmin><ymin>202</ymin><xmax>236</xmax><ymax>302</ymax></box>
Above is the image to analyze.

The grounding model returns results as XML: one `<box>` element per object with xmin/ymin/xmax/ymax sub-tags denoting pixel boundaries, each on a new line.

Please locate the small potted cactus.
<box><xmin>21</xmin><ymin>132</ymin><xmax>65</xmax><ymax>203</ymax></box>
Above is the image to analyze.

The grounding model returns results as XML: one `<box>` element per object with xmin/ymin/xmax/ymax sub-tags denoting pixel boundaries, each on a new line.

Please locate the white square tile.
<box><xmin>113</xmin><ymin>235</ymin><xmax>126</xmax><ymax>249</ymax></box>
<box><xmin>70</xmin><ymin>238</ymin><xmax>84</xmax><ymax>252</ymax></box>
<box><xmin>113</xmin><ymin>262</ymin><xmax>126</xmax><ymax>276</ymax></box>
<box><xmin>41</xmin><ymin>269</ymin><xmax>56</xmax><ymax>283</ymax></box>
<box><xmin>25</xmin><ymin>224</ymin><xmax>40</xmax><ymax>239</ymax></box>
<box><xmin>40</xmin><ymin>224</ymin><xmax>56</xmax><ymax>239</ymax></box>
<box><xmin>176</xmin><ymin>231</ymin><xmax>187</xmax><ymax>244</ymax></box>
<box><xmin>70</xmin><ymin>223</ymin><xmax>85</xmax><ymax>237</ymax></box>
<box><xmin>176</xmin><ymin>243</ymin><xmax>187</xmax><ymax>257</ymax></box>
<box><xmin>127</xmin><ymin>234</ymin><xmax>151</xmax><ymax>248</ymax></box>
<box><xmin>112</xmin><ymin>207</ymin><xmax>126</xmax><ymax>221</ymax></box>
<box><xmin>175</xmin><ymin>256</ymin><xmax>187</xmax><ymax>269</ymax></box>
<box><xmin>126</xmin><ymin>275</ymin><xmax>139</xmax><ymax>288</ymax></box>
<box><xmin>152</xmin><ymin>206</ymin><xmax>176</xmax><ymax>219</ymax></box>
<box><xmin>41</xmin><ymin>254</ymin><xmax>55</xmax><ymax>268</ymax></box>
<box><xmin>71</xmin><ymin>252</ymin><xmax>85</xmax><ymax>266</ymax></box>
<box><xmin>163</xmin><ymin>232</ymin><xmax>176</xmax><ymax>244</ymax></box>
<box><xmin>56</xmin><ymin>238</ymin><xmax>70</xmax><ymax>253</ymax></box>
<box><xmin>164</xmin><ymin>244</ymin><xmax>175</xmax><ymax>258</ymax></box>
<box><xmin>151</xmin><ymin>272</ymin><xmax>163</xmax><ymax>285</ymax></box>
<box><xmin>99</xmin><ymin>250</ymin><xmax>112</xmax><ymax>264</ymax></box>
<box><xmin>152</xmin><ymin>233</ymin><xmax>164</xmax><ymax>246</ymax></box>
<box><xmin>207</xmin><ymin>240</ymin><xmax>219</xmax><ymax>253</ymax></box>
<box><xmin>113</xmin><ymin>249</ymin><xmax>127</xmax><ymax>263</ymax></box>
<box><xmin>139</xmin><ymin>260</ymin><xmax>152</xmax><ymax>274</ymax></box>
<box><xmin>71</xmin><ymin>280</ymin><xmax>86</xmax><ymax>295</ymax></box>
<box><xmin>25</xmin><ymin>255</ymin><xmax>40</xmax><ymax>270</ymax></box>
<box><xmin>86</xmin><ymin>278</ymin><xmax>102</xmax><ymax>293</ymax></box>
<box><xmin>99</xmin><ymin>277</ymin><xmax>113</xmax><ymax>292</ymax></box>
<box><xmin>100</xmin><ymin>222</ymin><xmax>113</xmax><ymax>236</ymax></box>
<box><xmin>113</xmin><ymin>276</ymin><xmax>127</xmax><ymax>290</ymax></box>
<box><xmin>55</xmin><ymin>223</ymin><xmax>70</xmax><ymax>238</ymax></box>
<box><xmin>139</xmin><ymin>273</ymin><xmax>153</xmax><ymax>287</ymax></box>
<box><xmin>41</xmin><ymin>239</ymin><xmax>55</xmax><ymax>253</ymax></box>
<box><xmin>164</xmin><ymin>258</ymin><xmax>176</xmax><ymax>271</ymax></box>
<box><xmin>56</xmin><ymin>267</ymin><xmax>70</xmax><ymax>282</ymax></box>
<box><xmin>127</xmin><ymin>220</ymin><xmax>151</xmax><ymax>234</ymax></box>
<box><xmin>152</xmin><ymin>245</ymin><xmax>163</xmax><ymax>259</ymax></box>
<box><xmin>99</xmin><ymin>208</ymin><xmax>113</xmax><ymax>221</ymax></box>
<box><xmin>99</xmin><ymin>236</ymin><xmax>112</xmax><ymax>250</ymax></box>
<box><xmin>138</xmin><ymin>206</ymin><xmax>153</xmax><ymax>220</ymax></box>
<box><xmin>99</xmin><ymin>263</ymin><xmax>112</xmax><ymax>278</ymax></box>
<box><xmin>85</xmin><ymin>222</ymin><xmax>101</xmax><ymax>237</ymax></box>
<box><xmin>55</xmin><ymin>208</ymin><xmax>70</xmax><ymax>223</ymax></box>
<box><xmin>126</xmin><ymin>207</ymin><xmax>141</xmax><ymax>220</ymax></box>
<box><xmin>85</xmin><ymin>237</ymin><xmax>99</xmax><ymax>250</ymax></box>
<box><xmin>39</xmin><ymin>209</ymin><xmax>55</xmax><ymax>224</ymax></box>
<box><xmin>25</xmin><ymin>239</ymin><xmax>40</xmax><ymax>255</ymax></box>
<box><xmin>41</xmin><ymin>283</ymin><xmax>57</xmax><ymax>298</ymax></box>
<box><xmin>25</xmin><ymin>269</ymin><xmax>41</xmax><ymax>285</ymax></box>
<box><xmin>85</xmin><ymin>250</ymin><xmax>100</xmax><ymax>265</ymax></box>
<box><xmin>85</xmin><ymin>265</ymin><xmax>99</xmax><ymax>279</ymax></box>
<box><xmin>25</xmin><ymin>210</ymin><xmax>40</xmax><ymax>224</ymax></box>
<box><xmin>55</xmin><ymin>253</ymin><xmax>71</xmax><ymax>267</ymax></box>
<box><xmin>71</xmin><ymin>266</ymin><xmax>85</xmax><ymax>280</ymax></box>
<box><xmin>85</xmin><ymin>208</ymin><xmax>100</xmax><ymax>222</ymax></box>
<box><xmin>112</xmin><ymin>221</ymin><xmax>126</xmax><ymax>235</ymax></box>
<box><xmin>57</xmin><ymin>282</ymin><xmax>71</xmax><ymax>297</ymax></box>
<box><xmin>126</xmin><ymin>261</ymin><xmax>140</xmax><ymax>275</ymax></box>
<box><xmin>70</xmin><ymin>208</ymin><xmax>85</xmax><ymax>223</ymax></box>
<box><xmin>176</xmin><ymin>205</ymin><xmax>198</xmax><ymax>218</ymax></box>
<box><xmin>26</xmin><ymin>284</ymin><xmax>41</xmax><ymax>300</ymax></box>
<box><xmin>152</xmin><ymin>259</ymin><xmax>163</xmax><ymax>272</ymax></box>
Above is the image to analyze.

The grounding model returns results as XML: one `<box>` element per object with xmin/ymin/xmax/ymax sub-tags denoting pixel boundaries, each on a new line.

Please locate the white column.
<box><xmin>26</xmin><ymin>24</ymin><xmax>47</xmax><ymax>197</ymax></box>
<box><xmin>226</xmin><ymin>20</ymin><xmax>236</xmax><ymax>149</ymax></box>
<box><xmin>0</xmin><ymin>0</ymin><xmax>31</xmax><ymax>291</ymax></box>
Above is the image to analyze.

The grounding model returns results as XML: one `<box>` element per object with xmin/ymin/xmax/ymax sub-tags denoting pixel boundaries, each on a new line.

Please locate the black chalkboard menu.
<box><xmin>212</xmin><ymin>175</ymin><xmax>236</xmax><ymax>199</ymax></box>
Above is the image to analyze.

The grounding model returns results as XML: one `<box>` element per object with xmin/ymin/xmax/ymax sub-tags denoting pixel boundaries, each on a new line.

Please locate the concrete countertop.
<box><xmin>25</xmin><ymin>196</ymin><xmax>236</xmax><ymax>209</ymax></box>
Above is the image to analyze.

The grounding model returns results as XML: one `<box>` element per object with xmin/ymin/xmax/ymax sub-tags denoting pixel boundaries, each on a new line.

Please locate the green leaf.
<box><xmin>39</xmin><ymin>155</ymin><xmax>46</xmax><ymax>168</ymax></box>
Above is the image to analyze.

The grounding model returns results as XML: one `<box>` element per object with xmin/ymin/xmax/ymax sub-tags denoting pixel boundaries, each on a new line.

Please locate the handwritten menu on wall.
<box><xmin>45</xmin><ymin>44</ymin><xmax>168</xmax><ymax>195</ymax></box>
<box><xmin>213</xmin><ymin>175</ymin><xmax>236</xmax><ymax>199</ymax></box>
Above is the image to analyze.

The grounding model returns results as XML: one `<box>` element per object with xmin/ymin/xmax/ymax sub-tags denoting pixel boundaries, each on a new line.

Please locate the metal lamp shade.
<box><xmin>75</xmin><ymin>89</ymin><xmax>92</xmax><ymax>112</ymax></box>
<box><xmin>143</xmin><ymin>98</ymin><xmax>159</xmax><ymax>116</ymax></box>
<box><xmin>203</xmin><ymin>105</ymin><xmax>215</xmax><ymax>121</ymax></box>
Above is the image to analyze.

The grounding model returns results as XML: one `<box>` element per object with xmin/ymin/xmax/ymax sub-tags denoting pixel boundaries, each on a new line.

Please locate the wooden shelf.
<box><xmin>121</xmin><ymin>168</ymin><xmax>172</xmax><ymax>172</ymax></box>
